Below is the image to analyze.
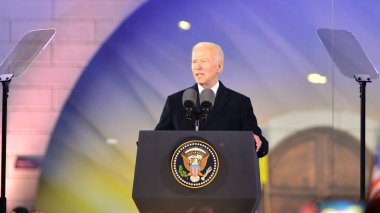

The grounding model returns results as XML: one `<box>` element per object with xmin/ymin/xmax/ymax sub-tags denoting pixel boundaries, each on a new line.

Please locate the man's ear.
<box><xmin>218</xmin><ymin>61</ymin><xmax>224</xmax><ymax>73</ymax></box>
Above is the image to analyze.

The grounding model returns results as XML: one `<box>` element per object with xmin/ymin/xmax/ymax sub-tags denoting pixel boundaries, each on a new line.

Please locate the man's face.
<box><xmin>192</xmin><ymin>45</ymin><xmax>222</xmax><ymax>88</ymax></box>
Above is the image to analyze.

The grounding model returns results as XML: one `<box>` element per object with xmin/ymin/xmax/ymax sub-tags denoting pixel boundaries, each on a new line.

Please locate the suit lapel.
<box><xmin>201</xmin><ymin>82</ymin><xmax>230</xmax><ymax>130</ymax></box>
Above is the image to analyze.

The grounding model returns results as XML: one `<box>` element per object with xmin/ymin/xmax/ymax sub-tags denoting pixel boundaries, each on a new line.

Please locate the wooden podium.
<box><xmin>132</xmin><ymin>131</ymin><xmax>261</xmax><ymax>213</ymax></box>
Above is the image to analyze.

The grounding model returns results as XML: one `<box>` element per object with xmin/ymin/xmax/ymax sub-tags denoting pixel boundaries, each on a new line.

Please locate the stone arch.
<box><xmin>267</xmin><ymin>126</ymin><xmax>374</xmax><ymax>213</ymax></box>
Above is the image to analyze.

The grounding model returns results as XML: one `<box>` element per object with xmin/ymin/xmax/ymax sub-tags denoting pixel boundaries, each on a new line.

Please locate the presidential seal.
<box><xmin>171</xmin><ymin>139</ymin><xmax>219</xmax><ymax>189</ymax></box>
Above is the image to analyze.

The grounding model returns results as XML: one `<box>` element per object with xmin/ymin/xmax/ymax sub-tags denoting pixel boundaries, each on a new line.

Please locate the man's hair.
<box><xmin>193</xmin><ymin>42</ymin><xmax>224</xmax><ymax>63</ymax></box>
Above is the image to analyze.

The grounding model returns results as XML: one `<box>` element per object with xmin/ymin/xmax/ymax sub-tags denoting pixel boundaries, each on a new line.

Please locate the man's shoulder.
<box><xmin>167</xmin><ymin>88</ymin><xmax>186</xmax><ymax>98</ymax></box>
<box><xmin>223</xmin><ymin>85</ymin><xmax>251</xmax><ymax>101</ymax></box>
<box><xmin>166</xmin><ymin>86</ymin><xmax>195</xmax><ymax>100</ymax></box>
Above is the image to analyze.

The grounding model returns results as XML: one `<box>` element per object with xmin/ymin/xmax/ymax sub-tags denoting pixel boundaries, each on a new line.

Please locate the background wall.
<box><xmin>0</xmin><ymin>0</ymin><xmax>146</xmax><ymax>211</ymax></box>
<box><xmin>0</xmin><ymin>0</ymin><xmax>379</xmax><ymax>212</ymax></box>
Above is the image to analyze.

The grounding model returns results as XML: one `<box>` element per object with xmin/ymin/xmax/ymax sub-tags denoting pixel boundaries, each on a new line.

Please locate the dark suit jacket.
<box><xmin>155</xmin><ymin>81</ymin><xmax>268</xmax><ymax>157</ymax></box>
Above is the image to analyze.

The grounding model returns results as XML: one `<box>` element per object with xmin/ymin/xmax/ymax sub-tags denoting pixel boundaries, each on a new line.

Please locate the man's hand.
<box><xmin>253</xmin><ymin>134</ymin><xmax>262</xmax><ymax>152</ymax></box>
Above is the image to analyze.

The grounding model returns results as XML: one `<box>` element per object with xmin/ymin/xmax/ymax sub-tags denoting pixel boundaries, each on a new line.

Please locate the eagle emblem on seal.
<box><xmin>171</xmin><ymin>139</ymin><xmax>219</xmax><ymax>188</ymax></box>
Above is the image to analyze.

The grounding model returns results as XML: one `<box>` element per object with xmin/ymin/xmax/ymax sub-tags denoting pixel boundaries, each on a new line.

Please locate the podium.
<box><xmin>132</xmin><ymin>131</ymin><xmax>261</xmax><ymax>213</ymax></box>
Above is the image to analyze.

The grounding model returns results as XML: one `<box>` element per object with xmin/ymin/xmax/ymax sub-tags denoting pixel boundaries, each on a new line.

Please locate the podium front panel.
<box><xmin>132</xmin><ymin>131</ymin><xmax>261</xmax><ymax>213</ymax></box>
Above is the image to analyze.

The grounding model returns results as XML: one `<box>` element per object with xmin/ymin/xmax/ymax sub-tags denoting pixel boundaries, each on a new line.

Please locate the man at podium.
<box><xmin>155</xmin><ymin>42</ymin><xmax>268</xmax><ymax>157</ymax></box>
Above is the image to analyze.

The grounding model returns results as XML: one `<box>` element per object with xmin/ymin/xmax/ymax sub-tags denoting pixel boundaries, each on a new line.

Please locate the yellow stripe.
<box><xmin>259</xmin><ymin>156</ymin><xmax>269</xmax><ymax>186</ymax></box>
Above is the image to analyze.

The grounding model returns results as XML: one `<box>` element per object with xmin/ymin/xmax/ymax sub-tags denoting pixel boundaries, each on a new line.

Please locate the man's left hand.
<box><xmin>253</xmin><ymin>134</ymin><xmax>262</xmax><ymax>152</ymax></box>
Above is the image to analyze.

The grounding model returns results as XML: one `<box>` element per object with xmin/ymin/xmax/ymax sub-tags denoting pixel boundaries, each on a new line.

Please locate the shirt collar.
<box><xmin>197</xmin><ymin>81</ymin><xmax>219</xmax><ymax>95</ymax></box>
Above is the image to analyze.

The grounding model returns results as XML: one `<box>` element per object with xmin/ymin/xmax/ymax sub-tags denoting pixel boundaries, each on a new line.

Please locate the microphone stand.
<box><xmin>184</xmin><ymin>106</ymin><xmax>199</xmax><ymax>131</ymax></box>
<box><xmin>195</xmin><ymin>119</ymin><xmax>199</xmax><ymax>131</ymax></box>
<box><xmin>193</xmin><ymin>111</ymin><xmax>200</xmax><ymax>131</ymax></box>
<box><xmin>195</xmin><ymin>106</ymin><xmax>211</xmax><ymax>131</ymax></box>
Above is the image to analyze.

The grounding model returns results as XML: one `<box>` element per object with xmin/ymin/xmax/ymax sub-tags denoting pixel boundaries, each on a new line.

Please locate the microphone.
<box><xmin>182</xmin><ymin>88</ymin><xmax>197</xmax><ymax>121</ymax></box>
<box><xmin>199</xmin><ymin>89</ymin><xmax>215</xmax><ymax>121</ymax></box>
